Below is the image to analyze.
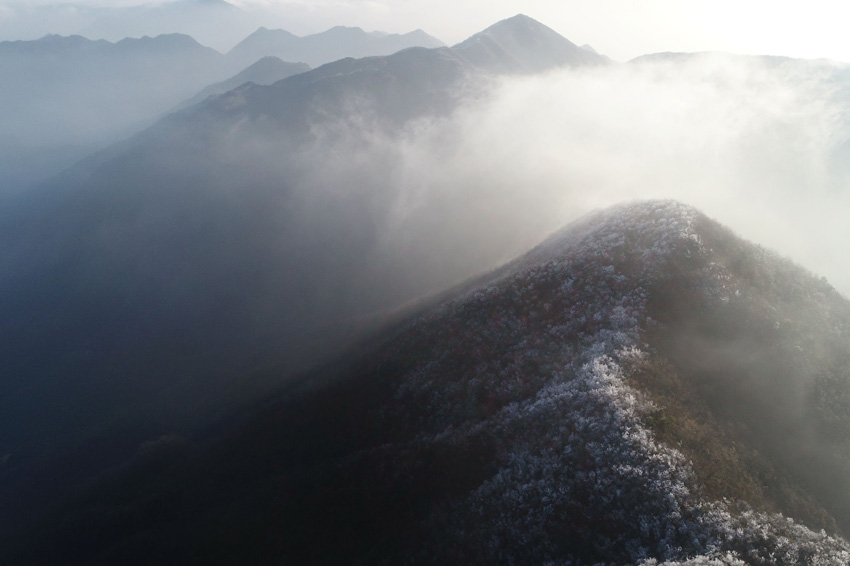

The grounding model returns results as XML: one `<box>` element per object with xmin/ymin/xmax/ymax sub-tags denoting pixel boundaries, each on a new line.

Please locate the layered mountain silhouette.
<box><xmin>0</xmin><ymin>21</ymin><xmax>445</xmax><ymax>193</ymax></box>
<box><xmin>0</xmin><ymin>33</ymin><xmax>230</xmax><ymax>191</ymax></box>
<box><xmin>0</xmin><ymin>0</ymin><xmax>259</xmax><ymax>53</ymax></box>
<box><xmin>228</xmin><ymin>25</ymin><xmax>445</xmax><ymax>69</ymax></box>
<box><xmin>0</xmin><ymin>14</ymin><xmax>608</xmax><ymax>536</ymax></box>
<box><xmin>8</xmin><ymin>201</ymin><xmax>850</xmax><ymax>565</ymax></box>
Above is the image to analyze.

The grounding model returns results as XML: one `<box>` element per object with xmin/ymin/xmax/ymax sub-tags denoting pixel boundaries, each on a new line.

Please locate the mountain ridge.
<box><xmin>176</xmin><ymin>56</ymin><xmax>311</xmax><ymax>109</ymax></box>
<box><xmin>0</xmin><ymin>31</ymin><xmax>230</xmax><ymax>192</ymax></box>
<box><xmin>8</xmin><ymin>200</ymin><xmax>850</xmax><ymax>564</ymax></box>
<box><xmin>227</xmin><ymin>24</ymin><xmax>446</xmax><ymax>68</ymax></box>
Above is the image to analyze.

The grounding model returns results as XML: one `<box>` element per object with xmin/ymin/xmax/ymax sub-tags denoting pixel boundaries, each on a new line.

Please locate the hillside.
<box><xmin>10</xmin><ymin>201</ymin><xmax>850</xmax><ymax>565</ymax></box>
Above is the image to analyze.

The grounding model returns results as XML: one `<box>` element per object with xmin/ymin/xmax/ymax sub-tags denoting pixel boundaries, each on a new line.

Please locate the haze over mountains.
<box><xmin>0</xmin><ymin>19</ymin><xmax>444</xmax><ymax>192</ymax></box>
<box><xmin>2</xmin><ymin>10</ymin><xmax>850</xmax><ymax>565</ymax></box>
<box><xmin>0</xmin><ymin>32</ymin><xmax>227</xmax><ymax>191</ymax></box>
<box><xmin>227</xmin><ymin>25</ymin><xmax>444</xmax><ymax>69</ymax></box>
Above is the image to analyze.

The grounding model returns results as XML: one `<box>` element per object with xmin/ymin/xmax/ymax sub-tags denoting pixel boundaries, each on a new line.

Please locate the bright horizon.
<box><xmin>1</xmin><ymin>0</ymin><xmax>849</xmax><ymax>63</ymax></box>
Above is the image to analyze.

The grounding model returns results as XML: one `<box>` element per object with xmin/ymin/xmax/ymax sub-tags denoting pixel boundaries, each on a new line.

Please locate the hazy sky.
<box><xmin>2</xmin><ymin>0</ymin><xmax>850</xmax><ymax>62</ymax></box>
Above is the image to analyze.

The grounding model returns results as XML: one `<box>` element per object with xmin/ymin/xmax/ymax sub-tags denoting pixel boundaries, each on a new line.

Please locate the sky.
<box><xmin>2</xmin><ymin>0</ymin><xmax>850</xmax><ymax>62</ymax></box>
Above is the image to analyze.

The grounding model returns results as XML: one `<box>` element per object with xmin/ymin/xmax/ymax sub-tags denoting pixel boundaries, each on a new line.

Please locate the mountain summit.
<box><xmin>453</xmin><ymin>13</ymin><xmax>606</xmax><ymax>73</ymax></box>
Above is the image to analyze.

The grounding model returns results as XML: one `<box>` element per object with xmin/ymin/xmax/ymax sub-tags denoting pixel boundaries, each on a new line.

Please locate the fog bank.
<box><xmin>373</xmin><ymin>53</ymin><xmax>850</xmax><ymax>297</ymax></box>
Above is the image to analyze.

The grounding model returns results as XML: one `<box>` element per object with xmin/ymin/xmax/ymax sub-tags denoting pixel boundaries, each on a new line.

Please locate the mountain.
<box><xmin>177</xmin><ymin>56</ymin><xmax>311</xmax><ymax>109</ymax></box>
<box><xmin>0</xmin><ymin>32</ymin><xmax>235</xmax><ymax>193</ymax></box>
<box><xmin>227</xmin><ymin>25</ymin><xmax>446</xmax><ymax>69</ymax></box>
<box><xmin>0</xmin><ymin>16</ymin><xmax>608</xmax><ymax>536</ymax></box>
<box><xmin>0</xmin><ymin>22</ymin><xmax>447</xmax><ymax>194</ymax></box>
<box><xmin>8</xmin><ymin>201</ymin><xmax>850</xmax><ymax>564</ymax></box>
<box><xmin>452</xmin><ymin>13</ymin><xmax>607</xmax><ymax>73</ymax></box>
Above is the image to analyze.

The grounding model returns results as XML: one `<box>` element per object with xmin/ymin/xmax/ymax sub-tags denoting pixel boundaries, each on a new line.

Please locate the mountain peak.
<box><xmin>473</xmin><ymin>13</ymin><xmax>569</xmax><ymax>41</ymax></box>
<box><xmin>504</xmin><ymin>200</ymin><xmax>702</xmax><ymax>279</ymax></box>
<box><xmin>453</xmin><ymin>13</ymin><xmax>606</xmax><ymax>73</ymax></box>
<box><xmin>486</xmin><ymin>13</ymin><xmax>544</xmax><ymax>29</ymax></box>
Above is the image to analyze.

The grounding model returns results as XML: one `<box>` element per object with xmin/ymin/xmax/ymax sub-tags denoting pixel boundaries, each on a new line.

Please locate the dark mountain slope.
<box><xmin>11</xmin><ymin>201</ymin><xmax>850</xmax><ymax>565</ymax></box>
<box><xmin>453</xmin><ymin>13</ymin><xmax>607</xmax><ymax>73</ymax></box>
<box><xmin>227</xmin><ymin>25</ymin><xmax>445</xmax><ymax>69</ymax></box>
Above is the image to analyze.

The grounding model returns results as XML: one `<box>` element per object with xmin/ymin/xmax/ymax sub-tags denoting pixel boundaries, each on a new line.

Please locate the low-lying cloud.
<box><xmin>351</xmin><ymin>54</ymin><xmax>850</xmax><ymax>297</ymax></box>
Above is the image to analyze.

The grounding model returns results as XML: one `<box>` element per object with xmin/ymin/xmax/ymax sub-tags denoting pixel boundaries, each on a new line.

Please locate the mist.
<box><xmin>350</xmin><ymin>53</ymin><xmax>850</xmax><ymax>298</ymax></box>
<box><xmin>49</xmin><ymin>49</ymin><xmax>847</xmax><ymax>339</ymax></box>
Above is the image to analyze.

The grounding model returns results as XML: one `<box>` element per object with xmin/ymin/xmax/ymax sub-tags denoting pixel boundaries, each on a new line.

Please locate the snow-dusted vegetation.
<box><xmin>365</xmin><ymin>200</ymin><xmax>850</xmax><ymax>564</ymax></box>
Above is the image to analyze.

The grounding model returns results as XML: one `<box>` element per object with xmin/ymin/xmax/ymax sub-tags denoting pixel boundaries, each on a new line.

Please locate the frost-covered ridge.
<box><xmin>377</xmin><ymin>200</ymin><xmax>850</xmax><ymax>564</ymax></box>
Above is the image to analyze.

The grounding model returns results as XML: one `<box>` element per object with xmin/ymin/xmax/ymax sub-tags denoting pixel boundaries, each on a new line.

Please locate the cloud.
<box><xmin>337</xmin><ymin>54</ymin><xmax>850</xmax><ymax>297</ymax></box>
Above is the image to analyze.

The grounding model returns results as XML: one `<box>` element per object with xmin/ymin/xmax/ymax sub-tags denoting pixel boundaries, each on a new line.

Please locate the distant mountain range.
<box><xmin>0</xmin><ymin>21</ymin><xmax>446</xmax><ymax>192</ymax></box>
<box><xmin>228</xmin><ymin>25</ymin><xmax>445</xmax><ymax>69</ymax></box>
<box><xmin>8</xmin><ymin>201</ymin><xmax>850</xmax><ymax>564</ymax></box>
<box><xmin>0</xmin><ymin>32</ymin><xmax>229</xmax><ymax>192</ymax></box>
<box><xmin>453</xmin><ymin>13</ymin><xmax>604</xmax><ymax>73</ymax></box>
<box><xmin>0</xmin><ymin>0</ymin><xmax>259</xmax><ymax>52</ymax></box>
